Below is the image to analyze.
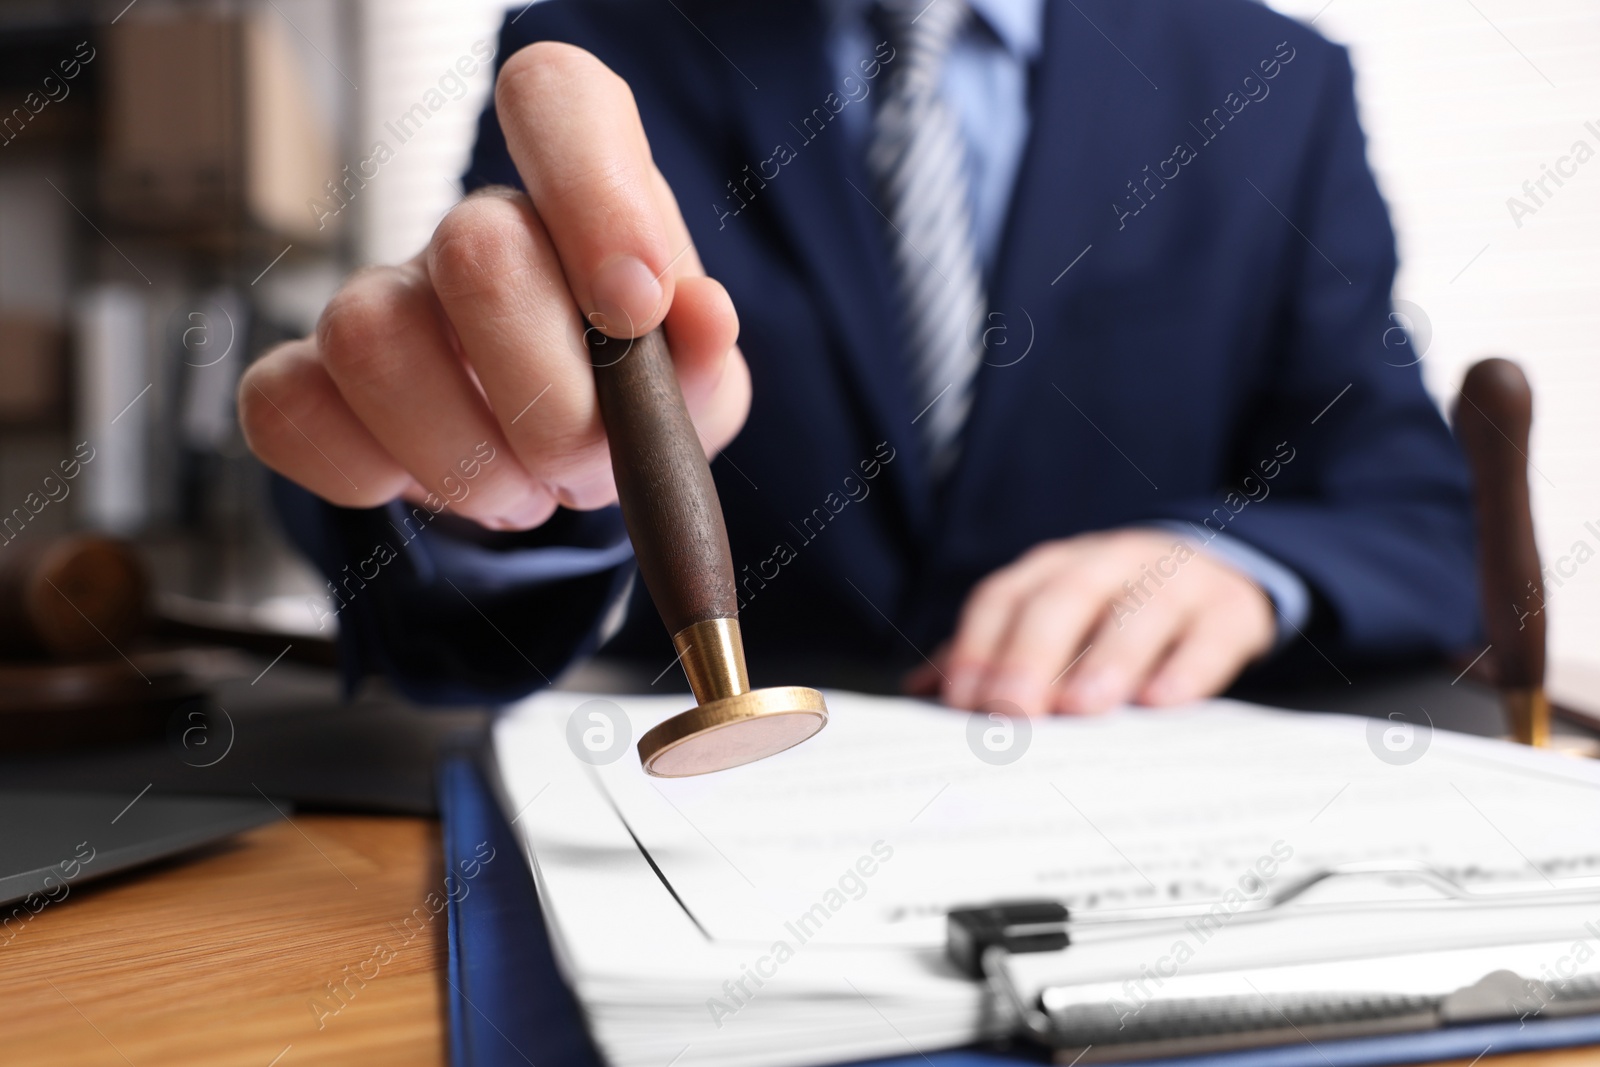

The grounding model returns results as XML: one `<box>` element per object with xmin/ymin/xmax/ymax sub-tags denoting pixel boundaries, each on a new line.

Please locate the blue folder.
<box><xmin>439</xmin><ymin>756</ymin><xmax>1600</xmax><ymax>1067</ymax></box>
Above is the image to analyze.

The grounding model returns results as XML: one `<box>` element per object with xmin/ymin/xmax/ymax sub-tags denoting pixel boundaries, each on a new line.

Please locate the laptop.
<box><xmin>0</xmin><ymin>790</ymin><xmax>281</xmax><ymax>908</ymax></box>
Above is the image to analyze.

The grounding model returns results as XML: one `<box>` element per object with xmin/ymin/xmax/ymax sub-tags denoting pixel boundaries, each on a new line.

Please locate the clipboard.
<box><xmin>948</xmin><ymin>897</ymin><xmax>1600</xmax><ymax>1062</ymax></box>
<box><xmin>439</xmin><ymin>755</ymin><xmax>1600</xmax><ymax>1067</ymax></box>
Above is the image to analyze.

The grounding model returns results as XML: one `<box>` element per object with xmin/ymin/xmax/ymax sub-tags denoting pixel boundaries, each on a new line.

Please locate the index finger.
<box><xmin>495</xmin><ymin>41</ymin><xmax>677</xmax><ymax>338</ymax></box>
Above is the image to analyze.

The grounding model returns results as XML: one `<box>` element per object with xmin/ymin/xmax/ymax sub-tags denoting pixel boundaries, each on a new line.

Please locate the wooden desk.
<box><xmin>7</xmin><ymin>816</ymin><xmax>447</xmax><ymax>1067</ymax></box>
<box><xmin>5</xmin><ymin>814</ymin><xmax>1595</xmax><ymax>1067</ymax></box>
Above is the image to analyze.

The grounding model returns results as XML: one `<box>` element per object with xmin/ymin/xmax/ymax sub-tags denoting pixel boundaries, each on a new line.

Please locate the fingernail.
<box><xmin>1142</xmin><ymin>676</ymin><xmax>1183</xmax><ymax>706</ymax></box>
<box><xmin>590</xmin><ymin>256</ymin><xmax>662</xmax><ymax>336</ymax></box>
<box><xmin>498</xmin><ymin>495</ymin><xmax>553</xmax><ymax>531</ymax></box>
<box><xmin>984</xmin><ymin>672</ymin><xmax>1044</xmax><ymax>716</ymax></box>
<box><xmin>946</xmin><ymin>667</ymin><xmax>980</xmax><ymax>708</ymax></box>
<box><xmin>1071</xmin><ymin>669</ymin><xmax>1123</xmax><ymax>712</ymax></box>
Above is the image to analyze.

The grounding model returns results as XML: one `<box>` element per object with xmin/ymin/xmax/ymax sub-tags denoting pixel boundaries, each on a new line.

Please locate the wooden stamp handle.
<box><xmin>1454</xmin><ymin>358</ymin><xmax>1543</xmax><ymax>690</ymax></box>
<box><xmin>588</xmin><ymin>327</ymin><xmax>737</xmax><ymax>636</ymax></box>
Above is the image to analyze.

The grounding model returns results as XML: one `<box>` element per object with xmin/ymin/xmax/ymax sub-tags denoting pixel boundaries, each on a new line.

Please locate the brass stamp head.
<box><xmin>637</xmin><ymin>618</ymin><xmax>828</xmax><ymax>777</ymax></box>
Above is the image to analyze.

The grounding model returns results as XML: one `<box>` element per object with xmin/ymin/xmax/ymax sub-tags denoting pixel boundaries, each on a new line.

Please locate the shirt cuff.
<box><xmin>1149</xmin><ymin>520</ymin><xmax>1312</xmax><ymax>647</ymax></box>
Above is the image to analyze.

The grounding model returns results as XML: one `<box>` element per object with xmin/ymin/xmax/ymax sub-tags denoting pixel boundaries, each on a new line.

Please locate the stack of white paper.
<box><xmin>491</xmin><ymin>692</ymin><xmax>1600</xmax><ymax>1067</ymax></box>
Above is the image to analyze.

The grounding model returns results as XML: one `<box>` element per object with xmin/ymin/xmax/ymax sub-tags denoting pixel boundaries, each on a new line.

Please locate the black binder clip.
<box><xmin>946</xmin><ymin>900</ymin><xmax>1070</xmax><ymax>979</ymax></box>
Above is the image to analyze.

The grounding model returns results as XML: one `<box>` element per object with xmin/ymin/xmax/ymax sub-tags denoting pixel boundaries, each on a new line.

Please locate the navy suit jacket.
<box><xmin>281</xmin><ymin>0</ymin><xmax>1480</xmax><ymax>703</ymax></box>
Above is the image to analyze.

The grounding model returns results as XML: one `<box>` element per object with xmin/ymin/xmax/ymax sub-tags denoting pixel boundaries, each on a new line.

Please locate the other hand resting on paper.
<box><xmin>903</xmin><ymin>529</ymin><xmax>1275</xmax><ymax>717</ymax></box>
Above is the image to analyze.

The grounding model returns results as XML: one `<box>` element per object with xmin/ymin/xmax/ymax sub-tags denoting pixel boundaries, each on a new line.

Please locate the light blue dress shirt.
<box><xmin>820</xmin><ymin>0</ymin><xmax>1312</xmax><ymax>638</ymax></box>
<box><xmin>821</xmin><ymin>0</ymin><xmax>1043</xmax><ymax>275</ymax></box>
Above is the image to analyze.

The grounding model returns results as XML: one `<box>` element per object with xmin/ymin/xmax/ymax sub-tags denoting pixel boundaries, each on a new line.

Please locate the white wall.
<box><xmin>353</xmin><ymin>0</ymin><xmax>510</xmax><ymax>265</ymax></box>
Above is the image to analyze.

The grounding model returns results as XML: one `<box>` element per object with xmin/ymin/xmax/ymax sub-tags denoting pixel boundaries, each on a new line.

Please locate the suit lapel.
<box><xmin>951</xmin><ymin>0</ymin><xmax>1115</xmax><ymax>500</ymax></box>
<box><xmin>714</xmin><ymin>0</ymin><xmax>933</xmax><ymax>531</ymax></box>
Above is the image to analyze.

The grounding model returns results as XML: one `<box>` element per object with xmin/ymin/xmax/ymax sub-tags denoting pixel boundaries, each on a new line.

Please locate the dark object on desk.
<box><xmin>0</xmin><ymin>535</ymin><xmax>149</xmax><ymax>658</ymax></box>
<box><xmin>0</xmin><ymin>789</ymin><xmax>280</xmax><ymax>908</ymax></box>
<box><xmin>1454</xmin><ymin>357</ymin><xmax>1549</xmax><ymax>746</ymax></box>
<box><xmin>0</xmin><ymin>531</ymin><xmax>482</xmax><ymax>811</ymax></box>
<box><xmin>0</xmin><ymin>536</ymin><xmax>197</xmax><ymax>748</ymax></box>
<box><xmin>588</xmin><ymin>326</ymin><xmax>827</xmax><ymax>777</ymax></box>
<box><xmin>152</xmin><ymin>591</ymin><xmax>338</xmax><ymax>667</ymax></box>
<box><xmin>0</xmin><ymin>534</ymin><xmax>339</xmax><ymax>752</ymax></box>
<box><xmin>0</xmin><ymin>661</ymin><xmax>488</xmax><ymax>816</ymax></box>
<box><xmin>0</xmin><ymin>656</ymin><xmax>201</xmax><ymax>749</ymax></box>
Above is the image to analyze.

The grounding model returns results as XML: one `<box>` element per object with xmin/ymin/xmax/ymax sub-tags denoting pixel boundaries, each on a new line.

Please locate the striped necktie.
<box><xmin>866</xmin><ymin>0</ymin><xmax>987</xmax><ymax>479</ymax></box>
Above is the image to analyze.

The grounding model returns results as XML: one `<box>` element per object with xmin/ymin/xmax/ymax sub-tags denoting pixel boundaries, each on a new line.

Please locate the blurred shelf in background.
<box><xmin>99</xmin><ymin>8</ymin><xmax>341</xmax><ymax>247</ymax></box>
<box><xmin>1</xmin><ymin>0</ymin><xmax>356</xmax><ymax>630</ymax></box>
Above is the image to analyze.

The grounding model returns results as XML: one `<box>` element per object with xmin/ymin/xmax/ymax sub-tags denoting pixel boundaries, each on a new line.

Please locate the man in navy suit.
<box><xmin>241</xmin><ymin>0</ymin><xmax>1478</xmax><ymax>714</ymax></box>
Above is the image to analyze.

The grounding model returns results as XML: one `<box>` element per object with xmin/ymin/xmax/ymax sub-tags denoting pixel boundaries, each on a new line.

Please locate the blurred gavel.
<box><xmin>0</xmin><ymin>536</ymin><xmax>150</xmax><ymax>660</ymax></box>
